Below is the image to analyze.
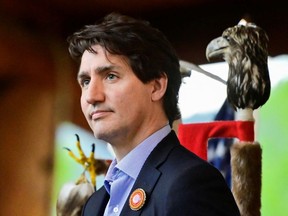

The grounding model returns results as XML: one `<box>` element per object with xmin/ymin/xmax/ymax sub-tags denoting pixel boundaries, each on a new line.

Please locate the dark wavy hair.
<box><xmin>68</xmin><ymin>12</ymin><xmax>181</xmax><ymax>126</ymax></box>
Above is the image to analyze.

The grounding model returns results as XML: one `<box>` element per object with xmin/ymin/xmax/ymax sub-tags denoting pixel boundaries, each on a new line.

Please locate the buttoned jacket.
<box><xmin>82</xmin><ymin>131</ymin><xmax>240</xmax><ymax>216</ymax></box>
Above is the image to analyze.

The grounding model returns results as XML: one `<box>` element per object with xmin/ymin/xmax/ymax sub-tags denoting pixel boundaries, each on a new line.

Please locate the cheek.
<box><xmin>117</xmin><ymin>87</ymin><xmax>150</xmax><ymax>113</ymax></box>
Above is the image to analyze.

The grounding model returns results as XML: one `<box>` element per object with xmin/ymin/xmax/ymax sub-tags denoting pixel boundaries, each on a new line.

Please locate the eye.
<box><xmin>223</xmin><ymin>35</ymin><xmax>231</xmax><ymax>42</ymax></box>
<box><xmin>82</xmin><ymin>79</ymin><xmax>90</xmax><ymax>87</ymax></box>
<box><xmin>106</xmin><ymin>73</ymin><xmax>117</xmax><ymax>81</ymax></box>
<box><xmin>78</xmin><ymin>77</ymin><xmax>90</xmax><ymax>87</ymax></box>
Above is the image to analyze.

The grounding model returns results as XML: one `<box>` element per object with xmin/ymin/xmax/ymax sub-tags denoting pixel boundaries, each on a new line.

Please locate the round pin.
<box><xmin>129</xmin><ymin>188</ymin><xmax>146</xmax><ymax>211</ymax></box>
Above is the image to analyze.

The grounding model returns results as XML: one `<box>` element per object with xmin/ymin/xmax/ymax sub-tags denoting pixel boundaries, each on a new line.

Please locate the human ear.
<box><xmin>151</xmin><ymin>73</ymin><xmax>168</xmax><ymax>102</ymax></box>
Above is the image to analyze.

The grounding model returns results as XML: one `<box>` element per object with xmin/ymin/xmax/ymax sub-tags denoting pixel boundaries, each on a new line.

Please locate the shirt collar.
<box><xmin>116</xmin><ymin>124</ymin><xmax>171</xmax><ymax>179</ymax></box>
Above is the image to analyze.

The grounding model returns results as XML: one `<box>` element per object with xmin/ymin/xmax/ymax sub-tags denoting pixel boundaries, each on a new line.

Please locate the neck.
<box><xmin>111</xmin><ymin>119</ymin><xmax>169</xmax><ymax>161</ymax></box>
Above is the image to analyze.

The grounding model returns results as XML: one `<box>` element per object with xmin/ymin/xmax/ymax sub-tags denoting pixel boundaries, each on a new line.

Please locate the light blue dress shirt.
<box><xmin>103</xmin><ymin>124</ymin><xmax>171</xmax><ymax>216</ymax></box>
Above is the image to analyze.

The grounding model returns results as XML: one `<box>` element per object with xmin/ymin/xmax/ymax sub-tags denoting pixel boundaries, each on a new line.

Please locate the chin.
<box><xmin>92</xmin><ymin>128</ymin><xmax>111</xmax><ymax>141</ymax></box>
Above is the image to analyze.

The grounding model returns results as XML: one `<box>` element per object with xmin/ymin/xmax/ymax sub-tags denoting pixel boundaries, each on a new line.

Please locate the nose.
<box><xmin>84</xmin><ymin>79</ymin><xmax>105</xmax><ymax>105</ymax></box>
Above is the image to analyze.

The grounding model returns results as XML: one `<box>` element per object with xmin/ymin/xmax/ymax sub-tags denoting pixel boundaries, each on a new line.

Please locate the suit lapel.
<box><xmin>120</xmin><ymin>163</ymin><xmax>161</xmax><ymax>216</ymax></box>
<box><xmin>120</xmin><ymin>131</ymin><xmax>178</xmax><ymax>216</ymax></box>
<box><xmin>83</xmin><ymin>186</ymin><xmax>109</xmax><ymax>216</ymax></box>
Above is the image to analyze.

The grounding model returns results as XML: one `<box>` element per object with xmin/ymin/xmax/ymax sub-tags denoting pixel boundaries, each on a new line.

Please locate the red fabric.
<box><xmin>177</xmin><ymin>121</ymin><xmax>255</xmax><ymax>160</ymax></box>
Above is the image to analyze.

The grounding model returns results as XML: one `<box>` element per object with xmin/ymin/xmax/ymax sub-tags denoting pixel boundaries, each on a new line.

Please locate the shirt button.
<box><xmin>113</xmin><ymin>206</ymin><xmax>119</xmax><ymax>213</ymax></box>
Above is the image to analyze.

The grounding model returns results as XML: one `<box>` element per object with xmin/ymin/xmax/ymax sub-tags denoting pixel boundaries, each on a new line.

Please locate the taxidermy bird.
<box><xmin>206</xmin><ymin>19</ymin><xmax>270</xmax><ymax>120</ymax></box>
<box><xmin>56</xmin><ymin>134</ymin><xmax>110</xmax><ymax>216</ymax></box>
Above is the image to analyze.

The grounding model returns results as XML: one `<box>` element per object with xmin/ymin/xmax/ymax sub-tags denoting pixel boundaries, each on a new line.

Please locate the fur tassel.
<box><xmin>231</xmin><ymin>141</ymin><xmax>262</xmax><ymax>216</ymax></box>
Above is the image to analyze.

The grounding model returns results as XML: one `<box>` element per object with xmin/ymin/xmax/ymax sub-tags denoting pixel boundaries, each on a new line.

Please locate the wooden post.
<box><xmin>231</xmin><ymin>142</ymin><xmax>262</xmax><ymax>216</ymax></box>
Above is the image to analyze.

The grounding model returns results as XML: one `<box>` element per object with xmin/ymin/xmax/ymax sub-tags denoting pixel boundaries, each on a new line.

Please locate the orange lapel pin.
<box><xmin>129</xmin><ymin>188</ymin><xmax>146</xmax><ymax>211</ymax></box>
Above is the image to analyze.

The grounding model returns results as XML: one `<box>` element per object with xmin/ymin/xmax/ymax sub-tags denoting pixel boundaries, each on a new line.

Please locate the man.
<box><xmin>68</xmin><ymin>12</ymin><xmax>240</xmax><ymax>216</ymax></box>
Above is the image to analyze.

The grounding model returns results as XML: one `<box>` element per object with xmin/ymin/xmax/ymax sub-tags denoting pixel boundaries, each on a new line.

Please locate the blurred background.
<box><xmin>0</xmin><ymin>0</ymin><xmax>287</xmax><ymax>215</ymax></box>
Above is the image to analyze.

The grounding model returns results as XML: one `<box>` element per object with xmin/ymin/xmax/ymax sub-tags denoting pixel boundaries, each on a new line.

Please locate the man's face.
<box><xmin>78</xmin><ymin>45</ymin><xmax>156</xmax><ymax>145</ymax></box>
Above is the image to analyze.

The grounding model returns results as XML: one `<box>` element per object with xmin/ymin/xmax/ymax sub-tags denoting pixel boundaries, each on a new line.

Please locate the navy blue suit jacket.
<box><xmin>82</xmin><ymin>131</ymin><xmax>240</xmax><ymax>216</ymax></box>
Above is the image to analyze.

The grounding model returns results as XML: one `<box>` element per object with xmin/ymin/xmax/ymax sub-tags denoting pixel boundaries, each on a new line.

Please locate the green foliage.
<box><xmin>259</xmin><ymin>80</ymin><xmax>288</xmax><ymax>216</ymax></box>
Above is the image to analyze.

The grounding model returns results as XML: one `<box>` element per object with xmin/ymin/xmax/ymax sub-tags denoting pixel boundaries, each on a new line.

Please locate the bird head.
<box><xmin>206</xmin><ymin>19</ymin><xmax>269</xmax><ymax>64</ymax></box>
<box><xmin>205</xmin><ymin>19</ymin><xmax>271</xmax><ymax>113</ymax></box>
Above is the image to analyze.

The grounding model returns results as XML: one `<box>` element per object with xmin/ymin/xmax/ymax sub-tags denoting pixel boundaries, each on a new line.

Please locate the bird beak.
<box><xmin>206</xmin><ymin>36</ymin><xmax>229</xmax><ymax>62</ymax></box>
